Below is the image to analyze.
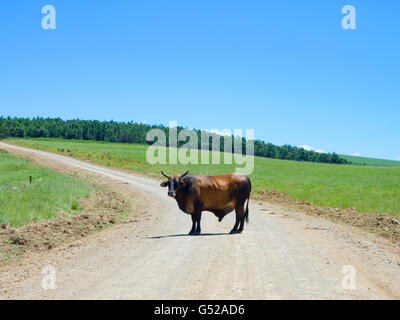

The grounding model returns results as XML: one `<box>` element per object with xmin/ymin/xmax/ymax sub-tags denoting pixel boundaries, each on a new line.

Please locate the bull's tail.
<box><xmin>245</xmin><ymin>196</ymin><xmax>250</xmax><ymax>223</ymax></box>
<box><xmin>245</xmin><ymin>177</ymin><xmax>251</xmax><ymax>223</ymax></box>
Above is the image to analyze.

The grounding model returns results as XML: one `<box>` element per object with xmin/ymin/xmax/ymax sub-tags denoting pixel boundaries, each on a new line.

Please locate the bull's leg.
<box><xmin>194</xmin><ymin>211</ymin><xmax>202</xmax><ymax>235</ymax></box>
<box><xmin>231</xmin><ymin>203</ymin><xmax>244</xmax><ymax>234</ymax></box>
<box><xmin>230</xmin><ymin>212</ymin><xmax>241</xmax><ymax>234</ymax></box>
<box><xmin>237</xmin><ymin>200</ymin><xmax>247</xmax><ymax>233</ymax></box>
<box><xmin>188</xmin><ymin>214</ymin><xmax>196</xmax><ymax>235</ymax></box>
<box><xmin>237</xmin><ymin>216</ymin><xmax>246</xmax><ymax>233</ymax></box>
<box><xmin>230</xmin><ymin>219</ymin><xmax>239</xmax><ymax>234</ymax></box>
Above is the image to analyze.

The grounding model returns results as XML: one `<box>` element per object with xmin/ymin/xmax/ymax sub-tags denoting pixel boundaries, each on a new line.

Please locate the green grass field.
<box><xmin>5</xmin><ymin>138</ymin><xmax>400</xmax><ymax>217</ymax></box>
<box><xmin>0</xmin><ymin>148</ymin><xmax>93</xmax><ymax>226</ymax></box>
<box><xmin>340</xmin><ymin>154</ymin><xmax>400</xmax><ymax>167</ymax></box>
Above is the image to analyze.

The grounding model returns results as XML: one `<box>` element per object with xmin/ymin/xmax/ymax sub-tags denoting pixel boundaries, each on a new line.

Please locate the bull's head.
<box><xmin>160</xmin><ymin>170</ymin><xmax>189</xmax><ymax>198</ymax></box>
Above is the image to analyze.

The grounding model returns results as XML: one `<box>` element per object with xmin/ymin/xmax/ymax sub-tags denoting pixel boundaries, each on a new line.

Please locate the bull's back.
<box><xmin>198</xmin><ymin>173</ymin><xmax>250</xmax><ymax>210</ymax></box>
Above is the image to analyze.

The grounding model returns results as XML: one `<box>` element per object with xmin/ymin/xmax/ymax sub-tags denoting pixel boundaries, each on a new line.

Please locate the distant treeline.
<box><xmin>0</xmin><ymin>117</ymin><xmax>351</xmax><ymax>164</ymax></box>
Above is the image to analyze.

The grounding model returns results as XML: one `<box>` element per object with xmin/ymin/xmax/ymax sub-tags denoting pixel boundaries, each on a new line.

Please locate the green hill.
<box><xmin>340</xmin><ymin>155</ymin><xmax>400</xmax><ymax>167</ymax></box>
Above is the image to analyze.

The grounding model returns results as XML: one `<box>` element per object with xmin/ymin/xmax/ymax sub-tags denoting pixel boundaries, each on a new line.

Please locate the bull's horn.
<box><xmin>179</xmin><ymin>171</ymin><xmax>189</xmax><ymax>178</ymax></box>
<box><xmin>161</xmin><ymin>170</ymin><xmax>170</xmax><ymax>178</ymax></box>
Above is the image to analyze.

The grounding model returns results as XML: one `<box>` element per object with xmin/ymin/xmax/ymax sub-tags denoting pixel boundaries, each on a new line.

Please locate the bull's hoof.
<box><xmin>194</xmin><ymin>230</ymin><xmax>201</xmax><ymax>235</ymax></box>
<box><xmin>188</xmin><ymin>230</ymin><xmax>195</xmax><ymax>235</ymax></box>
<box><xmin>230</xmin><ymin>229</ymin><xmax>237</xmax><ymax>234</ymax></box>
<box><xmin>236</xmin><ymin>229</ymin><xmax>243</xmax><ymax>234</ymax></box>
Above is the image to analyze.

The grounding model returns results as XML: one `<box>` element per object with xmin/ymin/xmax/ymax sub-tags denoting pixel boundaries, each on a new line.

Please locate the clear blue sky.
<box><xmin>1</xmin><ymin>1</ymin><xmax>399</xmax><ymax>160</ymax></box>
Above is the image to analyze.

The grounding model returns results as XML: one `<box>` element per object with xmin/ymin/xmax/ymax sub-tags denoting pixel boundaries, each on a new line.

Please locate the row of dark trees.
<box><xmin>0</xmin><ymin>117</ymin><xmax>351</xmax><ymax>164</ymax></box>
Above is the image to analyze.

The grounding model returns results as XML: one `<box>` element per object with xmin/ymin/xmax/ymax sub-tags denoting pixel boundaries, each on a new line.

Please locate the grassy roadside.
<box><xmin>0</xmin><ymin>149</ymin><xmax>131</xmax><ymax>265</ymax></box>
<box><xmin>5</xmin><ymin>138</ymin><xmax>400</xmax><ymax>217</ymax></box>
<box><xmin>0</xmin><ymin>149</ymin><xmax>92</xmax><ymax>226</ymax></box>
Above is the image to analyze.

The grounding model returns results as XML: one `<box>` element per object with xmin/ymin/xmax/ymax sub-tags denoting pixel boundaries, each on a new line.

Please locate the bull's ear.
<box><xmin>160</xmin><ymin>181</ymin><xmax>168</xmax><ymax>187</ymax></box>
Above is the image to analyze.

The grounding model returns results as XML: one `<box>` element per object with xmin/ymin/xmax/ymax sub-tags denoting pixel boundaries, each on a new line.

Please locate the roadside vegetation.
<box><xmin>6</xmin><ymin>138</ymin><xmax>400</xmax><ymax>217</ymax></box>
<box><xmin>0</xmin><ymin>149</ymin><xmax>92</xmax><ymax>226</ymax></box>
<box><xmin>0</xmin><ymin>149</ymin><xmax>132</xmax><ymax>265</ymax></box>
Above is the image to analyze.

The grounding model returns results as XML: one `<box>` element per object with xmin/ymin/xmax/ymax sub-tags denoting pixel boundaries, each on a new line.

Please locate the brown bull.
<box><xmin>160</xmin><ymin>170</ymin><xmax>251</xmax><ymax>235</ymax></box>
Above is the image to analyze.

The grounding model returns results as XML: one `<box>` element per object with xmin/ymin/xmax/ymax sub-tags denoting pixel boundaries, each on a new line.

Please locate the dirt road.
<box><xmin>0</xmin><ymin>141</ymin><xmax>400</xmax><ymax>299</ymax></box>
